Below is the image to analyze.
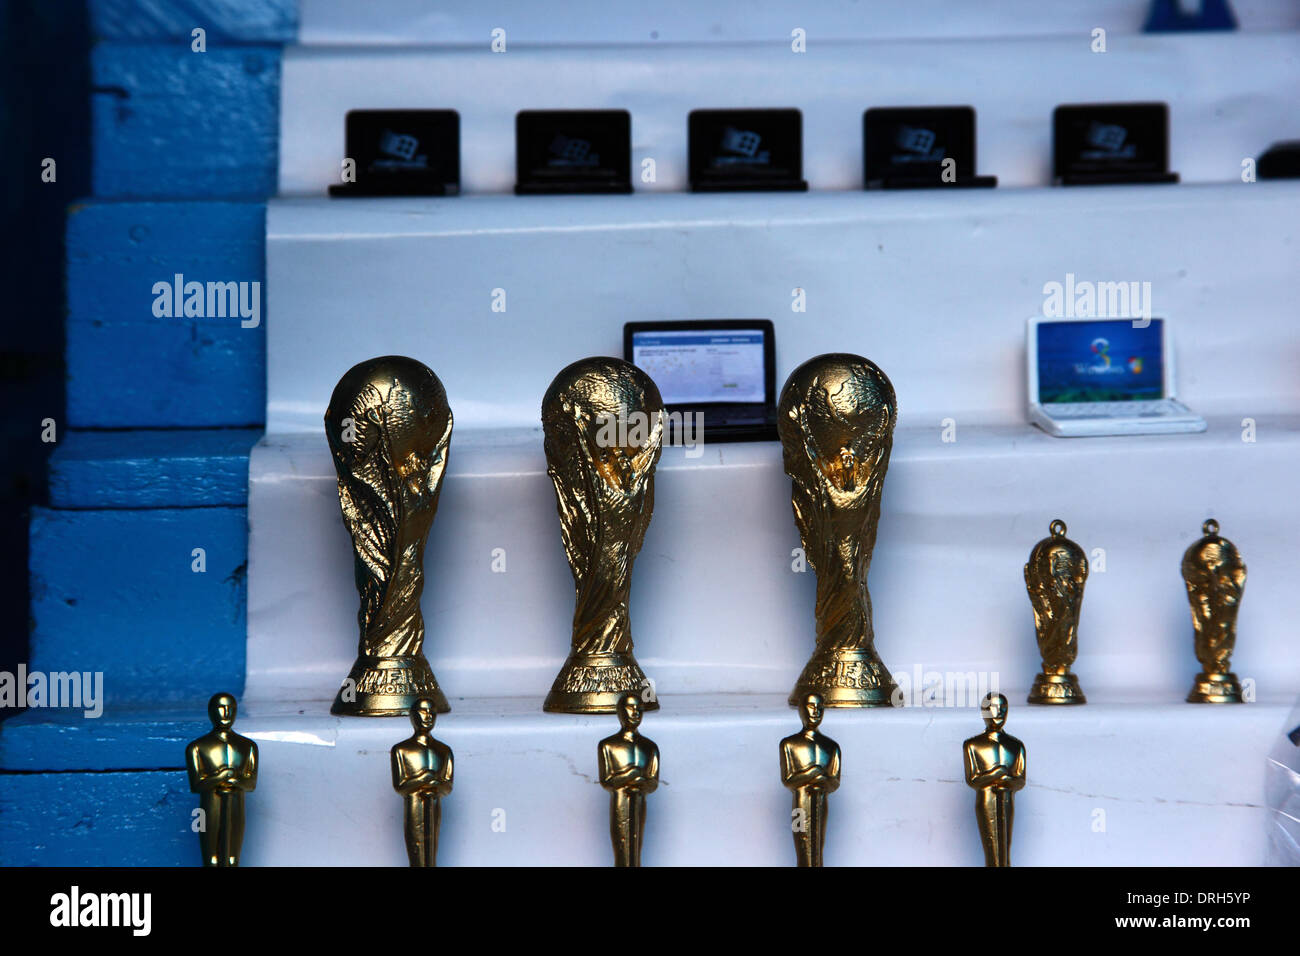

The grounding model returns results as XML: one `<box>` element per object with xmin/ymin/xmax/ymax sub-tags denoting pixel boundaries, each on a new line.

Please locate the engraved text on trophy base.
<box><xmin>332</xmin><ymin>655</ymin><xmax>450</xmax><ymax>717</ymax></box>
<box><xmin>790</xmin><ymin>650</ymin><xmax>898</xmax><ymax>708</ymax></box>
<box><xmin>545</xmin><ymin>653</ymin><xmax>657</xmax><ymax>714</ymax></box>
<box><xmin>1028</xmin><ymin>671</ymin><xmax>1087</xmax><ymax>705</ymax></box>
<box><xmin>1186</xmin><ymin>671</ymin><xmax>1244</xmax><ymax>704</ymax></box>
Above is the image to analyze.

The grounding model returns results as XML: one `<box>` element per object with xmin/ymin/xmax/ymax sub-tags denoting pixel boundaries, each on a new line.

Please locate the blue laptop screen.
<box><xmin>631</xmin><ymin>328</ymin><xmax>766</xmax><ymax>405</ymax></box>
<box><xmin>1036</xmin><ymin>319</ymin><xmax>1165</xmax><ymax>404</ymax></box>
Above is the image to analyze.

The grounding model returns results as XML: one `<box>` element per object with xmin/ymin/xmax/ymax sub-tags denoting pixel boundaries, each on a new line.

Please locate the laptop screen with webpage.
<box><xmin>630</xmin><ymin>327</ymin><xmax>767</xmax><ymax>405</ymax></box>
<box><xmin>1036</xmin><ymin>318</ymin><xmax>1166</xmax><ymax>404</ymax></box>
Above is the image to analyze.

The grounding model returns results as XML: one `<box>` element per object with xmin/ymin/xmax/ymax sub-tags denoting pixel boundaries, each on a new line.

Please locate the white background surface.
<box><xmin>295</xmin><ymin>0</ymin><xmax>1300</xmax><ymax>45</ymax></box>
<box><xmin>266</xmin><ymin>184</ymin><xmax>1300</xmax><ymax>432</ymax></box>
<box><xmin>237</xmin><ymin>695</ymin><xmax>1287</xmax><ymax>866</ymax></box>
<box><xmin>251</xmin><ymin>6</ymin><xmax>1300</xmax><ymax>864</ymax></box>
<box><xmin>278</xmin><ymin>33</ymin><xmax>1300</xmax><ymax>196</ymax></box>
<box><xmin>247</xmin><ymin>419</ymin><xmax>1300</xmax><ymax>703</ymax></box>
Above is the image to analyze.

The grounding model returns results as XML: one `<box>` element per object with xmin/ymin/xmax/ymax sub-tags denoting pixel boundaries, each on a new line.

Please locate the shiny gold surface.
<box><xmin>962</xmin><ymin>693</ymin><xmax>1025</xmax><ymax>867</ymax></box>
<box><xmin>541</xmin><ymin>356</ymin><xmax>664</xmax><ymax>713</ymax></box>
<box><xmin>391</xmin><ymin>698</ymin><xmax>454</xmax><ymax>866</ymax></box>
<box><xmin>779</xmin><ymin>692</ymin><xmax>841</xmax><ymax>866</ymax></box>
<box><xmin>777</xmin><ymin>353</ymin><xmax>899</xmax><ymax>707</ymax></box>
<box><xmin>1025</xmin><ymin>518</ymin><xmax>1089</xmax><ymax>704</ymax></box>
<box><xmin>324</xmin><ymin>356</ymin><xmax>453</xmax><ymax>717</ymax></box>
<box><xmin>185</xmin><ymin>692</ymin><xmax>258</xmax><ymax>867</ymax></box>
<box><xmin>1183</xmin><ymin>519</ymin><xmax>1247</xmax><ymax>703</ymax></box>
<box><xmin>598</xmin><ymin>693</ymin><xmax>660</xmax><ymax>866</ymax></box>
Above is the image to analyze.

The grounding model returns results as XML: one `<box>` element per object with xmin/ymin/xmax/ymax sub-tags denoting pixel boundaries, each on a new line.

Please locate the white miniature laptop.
<box><xmin>1026</xmin><ymin>316</ymin><xmax>1206</xmax><ymax>437</ymax></box>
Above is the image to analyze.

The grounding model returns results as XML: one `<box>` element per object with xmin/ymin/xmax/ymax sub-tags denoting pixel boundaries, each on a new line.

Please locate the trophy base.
<box><xmin>789</xmin><ymin>648</ymin><xmax>898</xmax><ymax>708</ymax></box>
<box><xmin>331</xmin><ymin>654</ymin><xmax>450</xmax><ymax>717</ymax></box>
<box><xmin>1028</xmin><ymin>671</ymin><xmax>1087</xmax><ymax>705</ymax></box>
<box><xmin>543</xmin><ymin>652</ymin><xmax>658</xmax><ymax>714</ymax></box>
<box><xmin>1186</xmin><ymin>671</ymin><xmax>1243</xmax><ymax>704</ymax></box>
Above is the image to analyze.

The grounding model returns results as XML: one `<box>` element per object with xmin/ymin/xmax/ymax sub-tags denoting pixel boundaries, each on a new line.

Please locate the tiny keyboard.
<box><xmin>1045</xmin><ymin>399</ymin><xmax>1189</xmax><ymax>420</ymax></box>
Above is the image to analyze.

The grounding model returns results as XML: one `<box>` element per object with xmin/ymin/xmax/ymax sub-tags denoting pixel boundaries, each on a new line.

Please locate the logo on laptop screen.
<box><xmin>1074</xmin><ymin>337</ymin><xmax>1129</xmax><ymax>377</ymax></box>
<box><xmin>379</xmin><ymin>130</ymin><xmax>420</xmax><ymax>161</ymax></box>
<box><xmin>891</xmin><ymin>125</ymin><xmax>944</xmax><ymax>163</ymax></box>
<box><xmin>896</xmin><ymin>126</ymin><xmax>936</xmax><ymax>154</ymax></box>
<box><xmin>1082</xmin><ymin>121</ymin><xmax>1137</xmax><ymax>160</ymax></box>
<box><xmin>716</xmin><ymin>126</ymin><xmax>770</xmax><ymax>165</ymax></box>
<box><xmin>1069</xmin><ymin>337</ymin><xmax>1144</xmax><ymax>377</ymax></box>
<box><xmin>548</xmin><ymin>134</ymin><xmax>599</xmax><ymax>167</ymax></box>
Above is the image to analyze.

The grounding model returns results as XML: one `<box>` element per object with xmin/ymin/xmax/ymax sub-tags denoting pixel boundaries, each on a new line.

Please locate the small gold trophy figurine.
<box><xmin>1025</xmin><ymin>519</ymin><xmax>1089</xmax><ymax>704</ymax></box>
<box><xmin>777</xmin><ymin>353</ymin><xmax>899</xmax><ymax>707</ymax></box>
<box><xmin>779</xmin><ymin>692</ymin><xmax>841</xmax><ymax>867</ymax></box>
<box><xmin>391</xmin><ymin>698</ymin><xmax>454</xmax><ymax>867</ymax></box>
<box><xmin>1183</xmin><ymin>519</ymin><xmax>1247</xmax><ymax>704</ymax></box>
<box><xmin>185</xmin><ymin>692</ymin><xmax>258</xmax><ymax>867</ymax></box>
<box><xmin>963</xmin><ymin>693</ymin><xmax>1026</xmax><ymax>867</ymax></box>
<box><xmin>541</xmin><ymin>357</ymin><xmax>664</xmax><ymax>714</ymax></box>
<box><xmin>325</xmin><ymin>356</ymin><xmax>453</xmax><ymax>717</ymax></box>
<box><xmin>597</xmin><ymin>692</ymin><xmax>660</xmax><ymax>867</ymax></box>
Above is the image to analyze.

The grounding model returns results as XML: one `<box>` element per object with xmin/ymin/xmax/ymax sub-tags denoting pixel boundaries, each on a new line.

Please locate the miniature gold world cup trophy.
<box><xmin>1025</xmin><ymin>519</ymin><xmax>1089</xmax><ymax>704</ymax></box>
<box><xmin>186</xmin><ymin>692</ymin><xmax>258</xmax><ymax>867</ymax></box>
<box><xmin>962</xmin><ymin>692</ymin><xmax>1025</xmax><ymax>867</ymax></box>
<box><xmin>777</xmin><ymin>353</ymin><xmax>899</xmax><ymax>707</ymax></box>
<box><xmin>391</xmin><ymin>698</ymin><xmax>454</xmax><ymax>866</ymax></box>
<box><xmin>779</xmin><ymin>692</ymin><xmax>841</xmax><ymax>867</ymax></box>
<box><xmin>598</xmin><ymin>693</ymin><xmax>660</xmax><ymax>866</ymax></box>
<box><xmin>325</xmin><ymin>356</ymin><xmax>453</xmax><ymax>717</ymax></box>
<box><xmin>541</xmin><ymin>356</ymin><xmax>663</xmax><ymax>713</ymax></box>
<box><xmin>1183</xmin><ymin>519</ymin><xmax>1247</xmax><ymax>703</ymax></box>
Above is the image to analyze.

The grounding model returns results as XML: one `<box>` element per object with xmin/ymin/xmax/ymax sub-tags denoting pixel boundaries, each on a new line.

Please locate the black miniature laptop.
<box><xmin>624</xmin><ymin>319</ymin><xmax>778</xmax><ymax>444</ymax></box>
<box><xmin>329</xmin><ymin>109</ymin><xmax>460</xmax><ymax>197</ymax></box>
<box><xmin>688</xmin><ymin>109</ymin><xmax>808</xmax><ymax>192</ymax></box>
<box><xmin>515</xmin><ymin>110</ymin><xmax>632</xmax><ymax>195</ymax></box>
<box><xmin>1053</xmin><ymin>103</ymin><xmax>1179</xmax><ymax>186</ymax></box>
<box><xmin>863</xmin><ymin>106</ymin><xmax>997</xmax><ymax>189</ymax></box>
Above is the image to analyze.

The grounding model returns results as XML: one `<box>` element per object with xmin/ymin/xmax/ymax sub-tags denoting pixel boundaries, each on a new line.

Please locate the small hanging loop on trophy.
<box><xmin>1025</xmin><ymin>518</ymin><xmax>1089</xmax><ymax>705</ymax></box>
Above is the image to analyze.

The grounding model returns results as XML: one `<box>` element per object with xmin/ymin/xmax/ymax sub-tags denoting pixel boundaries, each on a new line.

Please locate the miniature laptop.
<box><xmin>863</xmin><ymin>106</ymin><xmax>997</xmax><ymax>189</ymax></box>
<box><xmin>1026</xmin><ymin>316</ymin><xmax>1205</xmax><ymax>437</ymax></box>
<box><xmin>624</xmin><ymin>319</ymin><xmax>778</xmax><ymax>444</ymax></box>
<box><xmin>329</xmin><ymin>109</ymin><xmax>460</xmax><ymax>197</ymax></box>
<box><xmin>688</xmin><ymin>108</ymin><xmax>808</xmax><ymax>192</ymax></box>
<box><xmin>1053</xmin><ymin>103</ymin><xmax>1179</xmax><ymax>186</ymax></box>
<box><xmin>515</xmin><ymin>110</ymin><xmax>632</xmax><ymax>194</ymax></box>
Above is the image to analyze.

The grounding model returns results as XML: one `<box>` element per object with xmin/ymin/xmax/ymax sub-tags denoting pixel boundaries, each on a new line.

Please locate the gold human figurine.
<box><xmin>776</xmin><ymin>353</ymin><xmax>899</xmax><ymax>707</ymax></box>
<box><xmin>962</xmin><ymin>693</ymin><xmax>1026</xmax><ymax>867</ymax></box>
<box><xmin>324</xmin><ymin>356</ymin><xmax>453</xmax><ymax>717</ymax></box>
<box><xmin>541</xmin><ymin>357</ymin><xmax>663</xmax><ymax>713</ymax></box>
<box><xmin>1025</xmin><ymin>519</ymin><xmax>1089</xmax><ymax>704</ymax></box>
<box><xmin>185</xmin><ymin>692</ymin><xmax>258</xmax><ymax>867</ymax></box>
<box><xmin>390</xmin><ymin>698</ymin><xmax>454</xmax><ymax>866</ymax></box>
<box><xmin>597</xmin><ymin>692</ymin><xmax>660</xmax><ymax>866</ymax></box>
<box><xmin>779</xmin><ymin>692</ymin><xmax>841</xmax><ymax>867</ymax></box>
<box><xmin>1183</xmin><ymin>519</ymin><xmax>1247</xmax><ymax>703</ymax></box>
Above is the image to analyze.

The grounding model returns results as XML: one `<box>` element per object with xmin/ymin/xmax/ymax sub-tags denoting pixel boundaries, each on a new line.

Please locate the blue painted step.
<box><xmin>66</xmin><ymin>201</ymin><xmax>266</xmax><ymax>428</ymax></box>
<box><xmin>90</xmin><ymin>0</ymin><xmax>298</xmax><ymax>43</ymax></box>
<box><xmin>0</xmin><ymin>770</ymin><xmax>194</xmax><ymax>866</ymax></box>
<box><xmin>28</xmin><ymin>506</ymin><xmax>247</xmax><ymax>707</ymax></box>
<box><xmin>49</xmin><ymin>428</ymin><xmax>261</xmax><ymax>508</ymax></box>
<box><xmin>92</xmin><ymin>43</ymin><xmax>280</xmax><ymax>198</ymax></box>
<box><xmin>0</xmin><ymin>706</ymin><xmax>206</xmax><ymax>772</ymax></box>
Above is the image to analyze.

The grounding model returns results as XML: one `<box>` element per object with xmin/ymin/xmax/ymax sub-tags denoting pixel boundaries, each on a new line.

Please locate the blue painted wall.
<box><xmin>29</xmin><ymin>506</ymin><xmax>248</xmax><ymax>707</ymax></box>
<box><xmin>66</xmin><ymin>201</ymin><xmax>265</xmax><ymax>428</ymax></box>
<box><xmin>49</xmin><ymin>428</ymin><xmax>260</xmax><ymax>508</ymax></box>
<box><xmin>2</xmin><ymin>0</ymin><xmax>286</xmax><ymax>866</ymax></box>
<box><xmin>91</xmin><ymin>44</ymin><xmax>281</xmax><ymax>199</ymax></box>
<box><xmin>1</xmin><ymin>772</ymin><xmax>196</xmax><ymax>866</ymax></box>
